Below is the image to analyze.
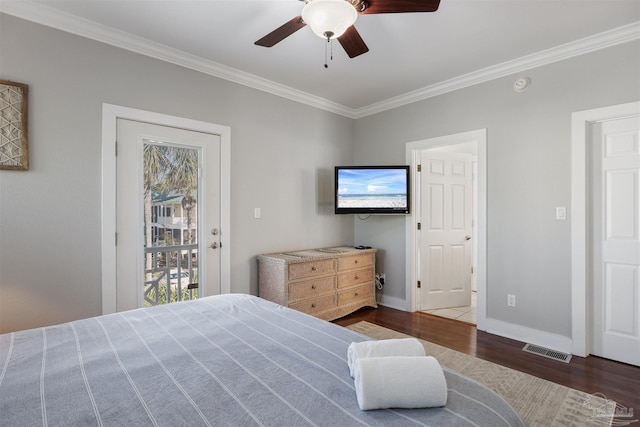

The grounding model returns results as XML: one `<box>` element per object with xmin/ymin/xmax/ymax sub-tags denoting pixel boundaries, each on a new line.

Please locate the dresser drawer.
<box><xmin>258</xmin><ymin>247</ymin><xmax>376</xmax><ymax>321</ymax></box>
<box><xmin>337</xmin><ymin>268</ymin><xmax>373</xmax><ymax>288</ymax></box>
<box><xmin>338</xmin><ymin>253</ymin><xmax>373</xmax><ymax>271</ymax></box>
<box><xmin>289</xmin><ymin>294</ymin><xmax>336</xmax><ymax>316</ymax></box>
<box><xmin>288</xmin><ymin>259</ymin><xmax>335</xmax><ymax>280</ymax></box>
<box><xmin>289</xmin><ymin>276</ymin><xmax>335</xmax><ymax>301</ymax></box>
<box><xmin>338</xmin><ymin>284</ymin><xmax>374</xmax><ymax>306</ymax></box>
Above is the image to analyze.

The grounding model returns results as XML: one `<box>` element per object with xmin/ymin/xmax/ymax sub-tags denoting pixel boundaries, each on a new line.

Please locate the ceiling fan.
<box><xmin>255</xmin><ymin>0</ymin><xmax>441</xmax><ymax>59</ymax></box>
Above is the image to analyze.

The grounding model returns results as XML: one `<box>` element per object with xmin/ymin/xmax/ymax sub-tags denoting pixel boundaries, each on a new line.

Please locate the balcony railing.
<box><xmin>153</xmin><ymin>217</ymin><xmax>198</xmax><ymax>227</ymax></box>
<box><xmin>143</xmin><ymin>243</ymin><xmax>199</xmax><ymax>306</ymax></box>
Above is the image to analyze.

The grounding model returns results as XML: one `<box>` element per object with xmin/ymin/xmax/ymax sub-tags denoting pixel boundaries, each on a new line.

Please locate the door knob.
<box><xmin>209</xmin><ymin>242</ymin><xmax>218</xmax><ymax>249</ymax></box>
<box><xmin>465</xmin><ymin>235</ymin><xmax>472</xmax><ymax>240</ymax></box>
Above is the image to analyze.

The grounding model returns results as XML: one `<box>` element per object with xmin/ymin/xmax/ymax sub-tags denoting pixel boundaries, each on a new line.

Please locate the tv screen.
<box><xmin>335</xmin><ymin>166</ymin><xmax>410</xmax><ymax>215</ymax></box>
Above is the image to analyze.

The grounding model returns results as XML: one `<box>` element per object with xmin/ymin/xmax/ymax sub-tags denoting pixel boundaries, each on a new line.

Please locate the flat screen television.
<box><xmin>335</xmin><ymin>165</ymin><xmax>410</xmax><ymax>215</ymax></box>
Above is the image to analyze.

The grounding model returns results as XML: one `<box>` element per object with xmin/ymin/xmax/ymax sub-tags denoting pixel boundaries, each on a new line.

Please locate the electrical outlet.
<box><xmin>507</xmin><ymin>294</ymin><xmax>516</xmax><ymax>307</ymax></box>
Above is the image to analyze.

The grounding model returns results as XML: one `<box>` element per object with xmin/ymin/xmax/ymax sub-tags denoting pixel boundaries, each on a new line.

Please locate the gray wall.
<box><xmin>0</xmin><ymin>14</ymin><xmax>354</xmax><ymax>333</ymax></box>
<box><xmin>353</xmin><ymin>40</ymin><xmax>640</xmax><ymax>338</ymax></box>
<box><xmin>1</xmin><ymin>13</ymin><xmax>639</xmax><ymax>342</ymax></box>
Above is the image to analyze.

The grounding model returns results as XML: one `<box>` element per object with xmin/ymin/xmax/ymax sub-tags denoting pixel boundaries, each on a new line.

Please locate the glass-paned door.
<box><xmin>143</xmin><ymin>142</ymin><xmax>200</xmax><ymax>306</ymax></box>
<box><xmin>116</xmin><ymin>119</ymin><xmax>221</xmax><ymax>311</ymax></box>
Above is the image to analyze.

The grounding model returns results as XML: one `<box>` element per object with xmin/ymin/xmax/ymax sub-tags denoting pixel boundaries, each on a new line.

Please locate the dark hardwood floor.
<box><xmin>334</xmin><ymin>305</ymin><xmax>640</xmax><ymax>417</ymax></box>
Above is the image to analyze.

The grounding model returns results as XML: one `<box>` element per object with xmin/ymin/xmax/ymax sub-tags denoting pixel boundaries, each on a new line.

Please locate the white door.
<box><xmin>591</xmin><ymin>116</ymin><xmax>640</xmax><ymax>366</ymax></box>
<box><xmin>419</xmin><ymin>150</ymin><xmax>473</xmax><ymax>310</ymax></box>
<box><xmin>116</xmin><ymin>119</ymin><xmax>221</xmax><ymax>311</ymax></box>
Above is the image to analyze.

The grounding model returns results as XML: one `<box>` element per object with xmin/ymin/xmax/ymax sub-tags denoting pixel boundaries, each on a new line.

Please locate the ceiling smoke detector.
<box><xmin>514</xmin><ymin>77</ymin><xmax>531</xmax><ymax>92</ymax></box>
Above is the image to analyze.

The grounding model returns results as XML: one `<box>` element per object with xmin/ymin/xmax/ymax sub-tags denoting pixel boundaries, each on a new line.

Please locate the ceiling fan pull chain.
<box><xmin>331</xmin><ymin>38</ymin><xmax>334</xmax><ymax>62</ymax></box>
<box><xmin>324</xmin><ymin>38</ymin><xmax>328</xmax><ymax>68</ymax></box>
<box><xmin>324</xmin><ymin>37</ymin><xmax>335</xmax><ymax>69</ymax></box>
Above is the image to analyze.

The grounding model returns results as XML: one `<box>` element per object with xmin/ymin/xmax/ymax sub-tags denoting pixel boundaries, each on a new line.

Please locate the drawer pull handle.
<box><xmin>311</xmin><ymin>266</ymin><xmax>317</xmax><ymax>271</ymax></box>
<box><xmin>311</xmin><ymin>303</ymin><xmax>316</xmax><ymax>308</ymax></box>
<box><xmin>354</xmin><ymin>275</ymin><xmax>359</xmax><ymax>280</ymax></box>
<box><xmin>355</xmin><ymin>260</ymin><xmax>358</xmax><ymax>264</ymax></box>
<box><xmin>311</xmin><ymin>284</ymin><xmax>316</xmax><ymax>289</ymax></box>
<box><xmin>354</xmin><ymin>292</ymin><xmax>359</xmax><ymax>296</ymax></box>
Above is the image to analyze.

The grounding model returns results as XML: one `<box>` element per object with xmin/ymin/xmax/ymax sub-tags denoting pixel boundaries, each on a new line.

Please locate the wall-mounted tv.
<box><xmin>335</xmin><ymin>165</ymin><xmax>410</xmax><ymax>215</ymax></box>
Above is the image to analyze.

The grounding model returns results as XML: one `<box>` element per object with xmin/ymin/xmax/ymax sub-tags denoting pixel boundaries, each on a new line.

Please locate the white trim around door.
<box><xmin>571</xmin><ymin>101</ymin><xmax>640</xmax><ymax>357</ymax></box>
<box><xmin>405</xmin><ymin>129</ymin><xmax>488</xmax><ymax>331</ymax></box>
<box><xmin>101</xmin><ymin>104</ymin><xmax>231</xmax><ymax>315</ymax></box>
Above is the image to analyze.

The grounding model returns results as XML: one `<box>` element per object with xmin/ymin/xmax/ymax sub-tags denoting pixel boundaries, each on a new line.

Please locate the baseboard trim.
<box><xmin>378</xmin><ymin>298</ymin><xmax>574</xmax><ymax>355</ymax></box>
<box><xmin>486</xmin><ymin>318</ymin><xmax>573</xmax><ymax>355</ymax></box>
<box><xmin>378</xmin><ymin>294</ymin><xmax>408</xmax><ymax>312</ymax></box>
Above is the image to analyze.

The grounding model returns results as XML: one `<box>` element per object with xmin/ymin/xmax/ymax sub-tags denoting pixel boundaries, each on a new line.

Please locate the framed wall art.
<box><xmin>0</xmin><ymin>80</ymin><xmax>29</xmax><ymax>171</ymax></box>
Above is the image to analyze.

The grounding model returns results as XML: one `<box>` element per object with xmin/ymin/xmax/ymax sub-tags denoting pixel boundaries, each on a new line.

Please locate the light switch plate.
<box><xmin>556</xmin><ymin>207</ymin><xmax>566</xmax><ymax>220</ymax></box>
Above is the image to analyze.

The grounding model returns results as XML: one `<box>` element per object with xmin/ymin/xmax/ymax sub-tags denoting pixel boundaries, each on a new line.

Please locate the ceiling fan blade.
<box><xmin>255</xmin><ymin>16</ymin><xmax>306</xmax><ymax>47</ymax></box>
<box><xmin>360</xmin><ymin>0</ymin><xmax>440</xmax><ymax>14</ymax></box>
<box><xmin>338</xmin><ymin>26</ymin><xmax>369</xmax><ymax>58</ymax></box>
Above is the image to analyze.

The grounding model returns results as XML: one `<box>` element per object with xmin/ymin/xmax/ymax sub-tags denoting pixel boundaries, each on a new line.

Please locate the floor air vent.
<box><xmin>522</xmin><ymin>344</ymin><xmax>572</xmax><ymax>363</ymax></box>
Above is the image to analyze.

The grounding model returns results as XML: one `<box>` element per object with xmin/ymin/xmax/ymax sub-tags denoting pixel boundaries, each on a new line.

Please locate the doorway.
<box><xmin>590</xmin><ymin>116</ymin><xmax>640</xmax><ymax>366</ymax></box>
<box><xmin>418</xmin><ymin>149</ymin><xmax>474</xmax><ymax>322</ymax></box>
<box><xmin>571</xmin><ymin>101</ymin><xmax>639</xmax><ymax>365</ymax></box>
<box><xmin>101</xmin><ymin>104</ymin><xmax>231</xmax><ymax>315</ymax></box>
<box><xmin>406</xmin><ymin>129</ymin><xmax>487</xmax><ymax>331</ymax></box>
<box><xmin>115</xmin><ymin>119</ymin><xmax>221</xmax><ymax>311</ymax></box>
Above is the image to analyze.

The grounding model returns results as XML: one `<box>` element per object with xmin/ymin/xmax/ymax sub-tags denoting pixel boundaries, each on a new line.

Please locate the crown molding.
<box><xmin>353</xmin><ymin>21</ymin><xmax>640</xmax><ymax>118</ymax></box>
<box><xmin>0</xmin><ymin>1</ymin><xmax>355</xmax><ymax>118</ymax></box>
<box><xmin>1</xmin><ymin>2</ymin><xmax>638</xmax><ymax>120</ymax></box>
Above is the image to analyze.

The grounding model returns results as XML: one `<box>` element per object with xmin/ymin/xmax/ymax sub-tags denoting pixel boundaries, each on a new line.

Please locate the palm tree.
<box><xmin>143</xmin><ymin>144</ymin><xmax>168</xmax><ymax>275</ymax></box>
<box><xmin>163</xmin><ymin>147</ymin><xmax>199</xmax><ymax>244</ymax></box>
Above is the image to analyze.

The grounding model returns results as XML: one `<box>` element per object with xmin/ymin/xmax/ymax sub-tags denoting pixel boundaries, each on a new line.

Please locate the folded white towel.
<box><xmin>347</xmin><ymin>339</ymin><xmax>426</xmax><ymax>377</ymax></box>
<box><xmin>354</xmin><ymin>356</ymin><xmax>448</xmax><ymax>411</ymax></box>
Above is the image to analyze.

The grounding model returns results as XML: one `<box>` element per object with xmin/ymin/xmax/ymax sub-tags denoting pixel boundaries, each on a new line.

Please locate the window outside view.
<box><xmin>143</xmin><ymin>142</ymin><xmax>200</xmax><ymax>306</ymax></box>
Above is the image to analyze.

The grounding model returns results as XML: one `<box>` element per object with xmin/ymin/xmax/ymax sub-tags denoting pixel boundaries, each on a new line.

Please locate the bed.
<box><xmin>0</xmin><ymin>294</ymin><xmax>528</xmax><ymax>426</ymax></box>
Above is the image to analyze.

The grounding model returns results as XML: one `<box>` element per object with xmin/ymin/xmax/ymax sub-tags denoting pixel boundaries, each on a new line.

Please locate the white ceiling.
<box><xmin>2</xmin><ymin>0</ymin><xmax>639</xmax><ymax>118</ymax></box>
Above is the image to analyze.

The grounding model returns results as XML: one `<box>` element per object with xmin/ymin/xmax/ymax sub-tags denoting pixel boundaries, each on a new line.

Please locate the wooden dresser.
<box><xmin>257</xmin><ymin>246</ymin><xmax>377</xmax><ymax>321</ymax></box>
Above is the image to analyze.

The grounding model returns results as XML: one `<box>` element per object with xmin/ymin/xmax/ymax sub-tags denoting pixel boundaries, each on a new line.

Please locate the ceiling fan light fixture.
<box><xmin>302</xmin><ymin>0</ymin><xmax>358</xmax><ymax>40</ymax></box>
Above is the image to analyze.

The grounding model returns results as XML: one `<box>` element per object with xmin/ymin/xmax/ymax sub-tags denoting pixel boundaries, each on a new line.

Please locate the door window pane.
<box><xmin>142</xmin><ymin>141</ymin><xmax>200</xmax><ymax>306</ymax></box>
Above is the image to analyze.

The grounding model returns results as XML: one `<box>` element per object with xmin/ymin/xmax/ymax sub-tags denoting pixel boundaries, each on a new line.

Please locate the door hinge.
<box><xmin>417</xmin><ymin>280</ymin><xmax>421</xmax><ymax>289</ymax></box>
<box><xmin>115</xmin><ymin>232</ymin><xmax>117</xmax><ymax>245</ymax></box>
<box><xmin>471</xmin><ymin>266</ymin><xmax>474</xmax><ymax>274</ymax></box>
<box><xmin>417</xmin><ymin>222</ymin><xmax>421</xmax><ymax>230</ymax></box>
<box><xmin>115</xmin><ymin>141</ymin><xmax>118</xmax><ymax>156</ymax></box>
<box><xmin>417</xmin><ymin>164</ymin><xmax>421</xmax><ymax>172</ymax></box>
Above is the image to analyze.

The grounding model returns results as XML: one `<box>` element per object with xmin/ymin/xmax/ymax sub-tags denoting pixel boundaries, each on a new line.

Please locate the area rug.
<box><xmin>346</xmin><ymin>321</ymin><xmax>614</xmax><ymax>427</ymax></box>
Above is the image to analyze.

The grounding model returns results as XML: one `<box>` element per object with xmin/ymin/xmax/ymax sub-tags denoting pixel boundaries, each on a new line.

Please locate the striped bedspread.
<box><xmin>0</xmin><ymin>294</ymin><xmax>528</xmax><ymax>426</ymax></box>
